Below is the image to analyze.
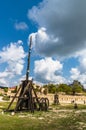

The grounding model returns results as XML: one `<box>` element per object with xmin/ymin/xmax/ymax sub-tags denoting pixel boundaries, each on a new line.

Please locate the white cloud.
<box><xmin>0</xmin><ymin>41</ymin><xmax>26</xmax><ymax>87</ymax></box>
<box><xmin>77</xmin><ymin>50</ymin><xmax>86</xmax><ymax>73</ymax></box>
<box><xmin>28</xmin><ymin>27</ymin><xmax>49</xmax><ymax>48</ymax></box>
<box><xmin>14</xmin><ymin>21</ymin><xmax>28</xmax><ymax>30</ymax></box>
<box><xmin>0</xmin><ymin>78</ymin><xmax>7</xmax><ymax>86</ymax></box>
<box><xmin>29</xmin><ymin>27</ymin><xmax>60</xmax><ymax>57</ymax></box>
<box><xmin>70</xmin><ymin>68</ymin><xmax>80</xmax><ymax>80</ymax></box>
<box><xmin>70</xmin><ymin>50</ymin><xmax>86</xmax><ymax>86</ymax></box>
<box><xmin>28</xmin><ymin>0</ymin><xmax>86</xmax><ymax>58</ymax></box>
<box><xmin>34</xmin><ymin>57</ymin><xmax>66</xmax><ymax>84</ymax></box>
<box><xmin>0</xmin><ymin>42</ymin><xmax>26</xmax><ymax>63</ymax></box>
<box><xmin>17</xmin><ymin>40</ymin><xmax>23</xmax><ymax>45</ymax></box>
<box><xmin>0</xmin><ymin>71</ymin><xmax>9</xmax><ymax>78</ymax></box>
<box><xmin>70</xmin><ymin>67</ymin><xmax>86</xmax><ymax>87</ymax></box>
<box><xmin>27</xmin><ymin>0</ymin><xmax>86</xmax><ymax>87</ymax></box>
<box><xmin>70</xmin><ymin>57</ymin><xmax>86</xmax><ymax>88</ymax></box>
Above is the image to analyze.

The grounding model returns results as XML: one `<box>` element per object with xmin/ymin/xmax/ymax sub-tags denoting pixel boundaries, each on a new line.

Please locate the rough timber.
<box><xmin>6</xmin><ymin>36</ymin><xmax>49</xmax><ymax>113</ymax></box>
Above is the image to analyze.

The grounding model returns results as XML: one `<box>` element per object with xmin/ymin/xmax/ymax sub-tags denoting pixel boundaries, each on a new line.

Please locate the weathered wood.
<box><xmin>6</xmin><ymin>36</ymin><xmax>49</xmax><ymax>112</ymax></box>
<box><xmin>32</xmin><ymin>84</ymin><xmax>41</xmax><ymax>107</ymax></box>
<box><xmin>14</xmin><ymin>81</ymin><xmax>30</xmax><ymax>111</ymax></box>
<box><xmin>6</xmin><ymin>85</ymin><xmax>21</xmax><ymax>111</ymax></box>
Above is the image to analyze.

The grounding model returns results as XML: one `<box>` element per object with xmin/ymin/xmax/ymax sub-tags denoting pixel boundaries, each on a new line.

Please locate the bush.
<box><xmin>4</xmin><ymin>87</ymin><xmax>8</xmax><ymax>92</ymax></box>
<box><xmin>2</xmin><ymin>95</ymin><xmax>10</xmax><ymax>101</ymax></box>
<box><xmin>0</xmin><ymin>93</ymin><xmax>3</xmax><ymax>96</ymax></box>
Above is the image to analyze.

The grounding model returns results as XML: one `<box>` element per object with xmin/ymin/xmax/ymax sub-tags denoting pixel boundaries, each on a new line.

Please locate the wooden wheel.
<box><xmin>39</xmin><ymin>97</ymin><xmax>49</xmax><ymax>111</ymax></box>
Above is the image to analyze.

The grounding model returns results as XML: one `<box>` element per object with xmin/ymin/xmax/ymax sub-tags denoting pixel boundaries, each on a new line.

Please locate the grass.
<box><xmin>0</xmin><ymin>102</ymin><xmax>86</xmax><ymax>130</ymax></box>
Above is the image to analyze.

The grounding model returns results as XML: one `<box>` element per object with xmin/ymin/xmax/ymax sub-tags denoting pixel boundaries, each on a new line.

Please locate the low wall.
<box><xmin>38</xmin><ymin>93</ymin><xmax>86</xmax><ymax>104</ymax></box>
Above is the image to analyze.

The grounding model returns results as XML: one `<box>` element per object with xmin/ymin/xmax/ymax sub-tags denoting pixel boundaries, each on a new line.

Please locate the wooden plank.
<box><xmin>6</xmin><ymin>85</ymin><xmax>21</xmax><ymax>111</ymax></box>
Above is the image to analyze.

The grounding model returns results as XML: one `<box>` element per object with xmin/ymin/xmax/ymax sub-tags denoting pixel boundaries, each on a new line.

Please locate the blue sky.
<box><xmin>0</xmin><ymin>0</ymin><xmax>86</xmax><ymax>88</ymax></box>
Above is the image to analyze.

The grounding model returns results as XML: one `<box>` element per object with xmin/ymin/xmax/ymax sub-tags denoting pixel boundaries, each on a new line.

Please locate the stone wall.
<box><xmin>59</xmin><ymin>94</ymin><xmax>86</xmax><ymax>104</ymax></box>
<box><xmin>37</xmin><ymin>93</ymin><xmax>86</xmax><ymax>105</ymax></box>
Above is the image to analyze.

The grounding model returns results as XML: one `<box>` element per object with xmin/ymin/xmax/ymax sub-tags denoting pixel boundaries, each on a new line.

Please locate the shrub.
<box><xmin>2</xmin><ymin>95</ymin><xmax>10</xmax><ymax>101</ymax></box>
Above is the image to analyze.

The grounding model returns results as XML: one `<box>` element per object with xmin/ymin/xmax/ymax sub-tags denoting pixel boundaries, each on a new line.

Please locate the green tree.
<box><xmin>57</xmin><ymin>84</ymin><xmax>72</xmax><ymax>94</ymax></box>
<box><xmin>43</xmin><ymin>84</ymin><xmax>57</xmax><ymax>94</ymax></box>
<box><xmin>48</xmin><ymin>84</ymin><xmax>57</xmax><ymax>93</ymax></box>
<box><xmin>4</xmin><ymin>87</ymin><xmax>8</xmax><ymax>92</ymax></box>
<box><xmin>71</xmin><ymin>80</ymin><xmax>83</xmax><ymax>95</ymax></box>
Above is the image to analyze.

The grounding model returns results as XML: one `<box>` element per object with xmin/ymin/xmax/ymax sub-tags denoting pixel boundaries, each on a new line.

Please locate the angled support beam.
<box><xmin>6</xmin><ymin>85</ymin><xmax>21</xmax><ymax>111</ymax></box>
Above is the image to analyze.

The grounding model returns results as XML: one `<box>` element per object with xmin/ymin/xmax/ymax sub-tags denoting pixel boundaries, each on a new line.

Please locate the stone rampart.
<box><xmin>38</xmin><ymin>93</ymin><xmax>86</xmax><ymax>104</ymax></box>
